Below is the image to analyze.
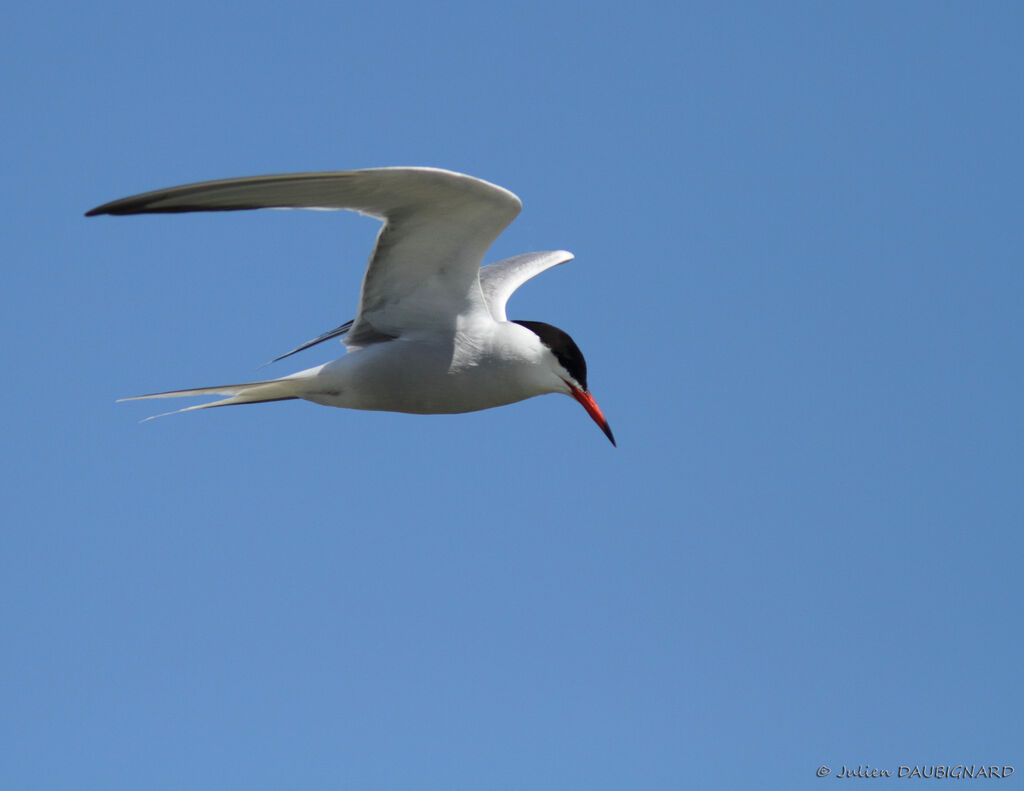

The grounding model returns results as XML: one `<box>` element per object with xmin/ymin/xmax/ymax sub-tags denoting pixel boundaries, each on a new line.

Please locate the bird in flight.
<box><xmin>87</xmin><ymin>167</ymin><xmax>615</xmax><ymax>445</ymax></box>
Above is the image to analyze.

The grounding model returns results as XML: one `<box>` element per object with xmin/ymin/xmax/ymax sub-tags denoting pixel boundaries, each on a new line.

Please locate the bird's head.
<box><xmin>513</xmin><ymin>320</ymin><xmax>615</xmax><ymax>446</ymax></box>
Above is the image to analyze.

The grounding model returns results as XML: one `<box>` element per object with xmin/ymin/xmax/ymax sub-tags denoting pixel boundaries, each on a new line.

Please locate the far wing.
<box><xmin>87</xmin><ymin>167</ymin><xmax>523</xmax><ymax>341</ymax></box>
<box><xmin>264</xmin><ymin>251</ymin><xmax>576</xmax><ymax>365</ymax></box>
<box><xmin>261</xmin><ymin>319</ymin><xmax>354</xmax><ymax>367</ymax></box>
<box><xmin>479</xmin><ymin>251</ymin><xmax>575</xmax><ymax>321</ymax></box>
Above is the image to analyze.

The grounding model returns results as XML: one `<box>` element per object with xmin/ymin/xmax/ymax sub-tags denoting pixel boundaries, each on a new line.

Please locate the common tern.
<box><xmin>87</xmin><ymin>167</ymin><xmax>615</xmax><ymax>445</ymax></box>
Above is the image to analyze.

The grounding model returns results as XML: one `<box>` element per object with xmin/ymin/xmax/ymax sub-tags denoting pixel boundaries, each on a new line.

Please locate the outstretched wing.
<box><xmin>479</xmin><ymin>250</ymin><xmax>575</xmax><ymax>321</ymax></box>
<box><xmin>260</xmin><ymin>250</ymin><xmax>577</xmax><ymax>364</ymax></box>
<box><xmin>264</xmin><ymin>250</ymin><xmax>577</xmax><ymax>365</ymax></box>
<box><xmin>87</xmin><ymin>168</ymin><xmax>523</xmax><ymax>342</ymax></box>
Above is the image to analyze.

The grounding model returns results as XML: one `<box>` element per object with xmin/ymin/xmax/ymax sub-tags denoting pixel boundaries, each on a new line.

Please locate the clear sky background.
<box><xmin>3</xmin><ymin>2</ymin><xmax>1021</xmax><ymax>789</ymax></box>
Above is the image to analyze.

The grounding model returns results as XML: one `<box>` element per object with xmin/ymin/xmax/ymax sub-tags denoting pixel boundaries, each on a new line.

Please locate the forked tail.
<box><xmin>118</xmin><ymin>375</ymin><xmax>309</xmax><ymax>421</ymax></box>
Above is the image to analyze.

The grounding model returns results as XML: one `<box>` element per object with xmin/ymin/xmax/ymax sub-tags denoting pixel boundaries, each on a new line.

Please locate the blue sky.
<box><xmin>3</xmin><ymin>2</ymin><xmax>1022</xmax><ymax>788</ymax></box>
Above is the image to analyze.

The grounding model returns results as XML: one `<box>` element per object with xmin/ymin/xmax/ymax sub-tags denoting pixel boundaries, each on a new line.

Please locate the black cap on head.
<box><xmin>514</xmin><ymin>320</ymin><xmax>588</xmax><ymax>390</ymax></box>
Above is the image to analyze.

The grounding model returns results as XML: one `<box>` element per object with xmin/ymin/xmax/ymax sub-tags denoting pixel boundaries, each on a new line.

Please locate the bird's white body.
<box><xmin>294</xmin><ymin>320</ymin><xmax>563</xmax><ymax>414</ymax></box>
<box><xmin>88</xmin><ymin>167</ymin><xmax>614</xmax><ymax>444</ymax></box>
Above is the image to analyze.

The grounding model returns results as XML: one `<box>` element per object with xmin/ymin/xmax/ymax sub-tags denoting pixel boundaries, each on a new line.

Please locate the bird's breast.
<box><xmin>303</xmin><ymin>330</ymin><xmax>552</xmax><ymax>415</ymax></box>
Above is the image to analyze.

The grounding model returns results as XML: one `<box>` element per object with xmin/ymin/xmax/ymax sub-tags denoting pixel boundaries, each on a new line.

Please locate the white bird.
<box><xmin>87</xmin><ymin>167</ymin><xmax>615</xmax><ymax>445</ymax></box>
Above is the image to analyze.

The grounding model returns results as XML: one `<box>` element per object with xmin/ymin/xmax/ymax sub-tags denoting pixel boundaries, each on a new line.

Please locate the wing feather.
<box><xmin>87</xmin><ymin>168</ymin><xmax>522</xmax><ymax>338</ymax></box>
<box><xmin>479</xmin><ymin>251</ymin><xmax>575</xmax><ymax>321</ymax></box>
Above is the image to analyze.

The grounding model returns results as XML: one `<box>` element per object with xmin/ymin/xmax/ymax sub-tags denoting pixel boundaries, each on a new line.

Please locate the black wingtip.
<box><xmin>260</xmin><ymin>320</ymin><xmax>356</xmax><ymax>368</ymax></box>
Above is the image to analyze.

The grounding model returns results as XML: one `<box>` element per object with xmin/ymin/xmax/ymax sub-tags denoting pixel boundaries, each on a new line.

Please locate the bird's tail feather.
<box><xmin>118</xmin><ymin>376</ymin><xmax>307</xmax><ymax>422</ymax></box>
